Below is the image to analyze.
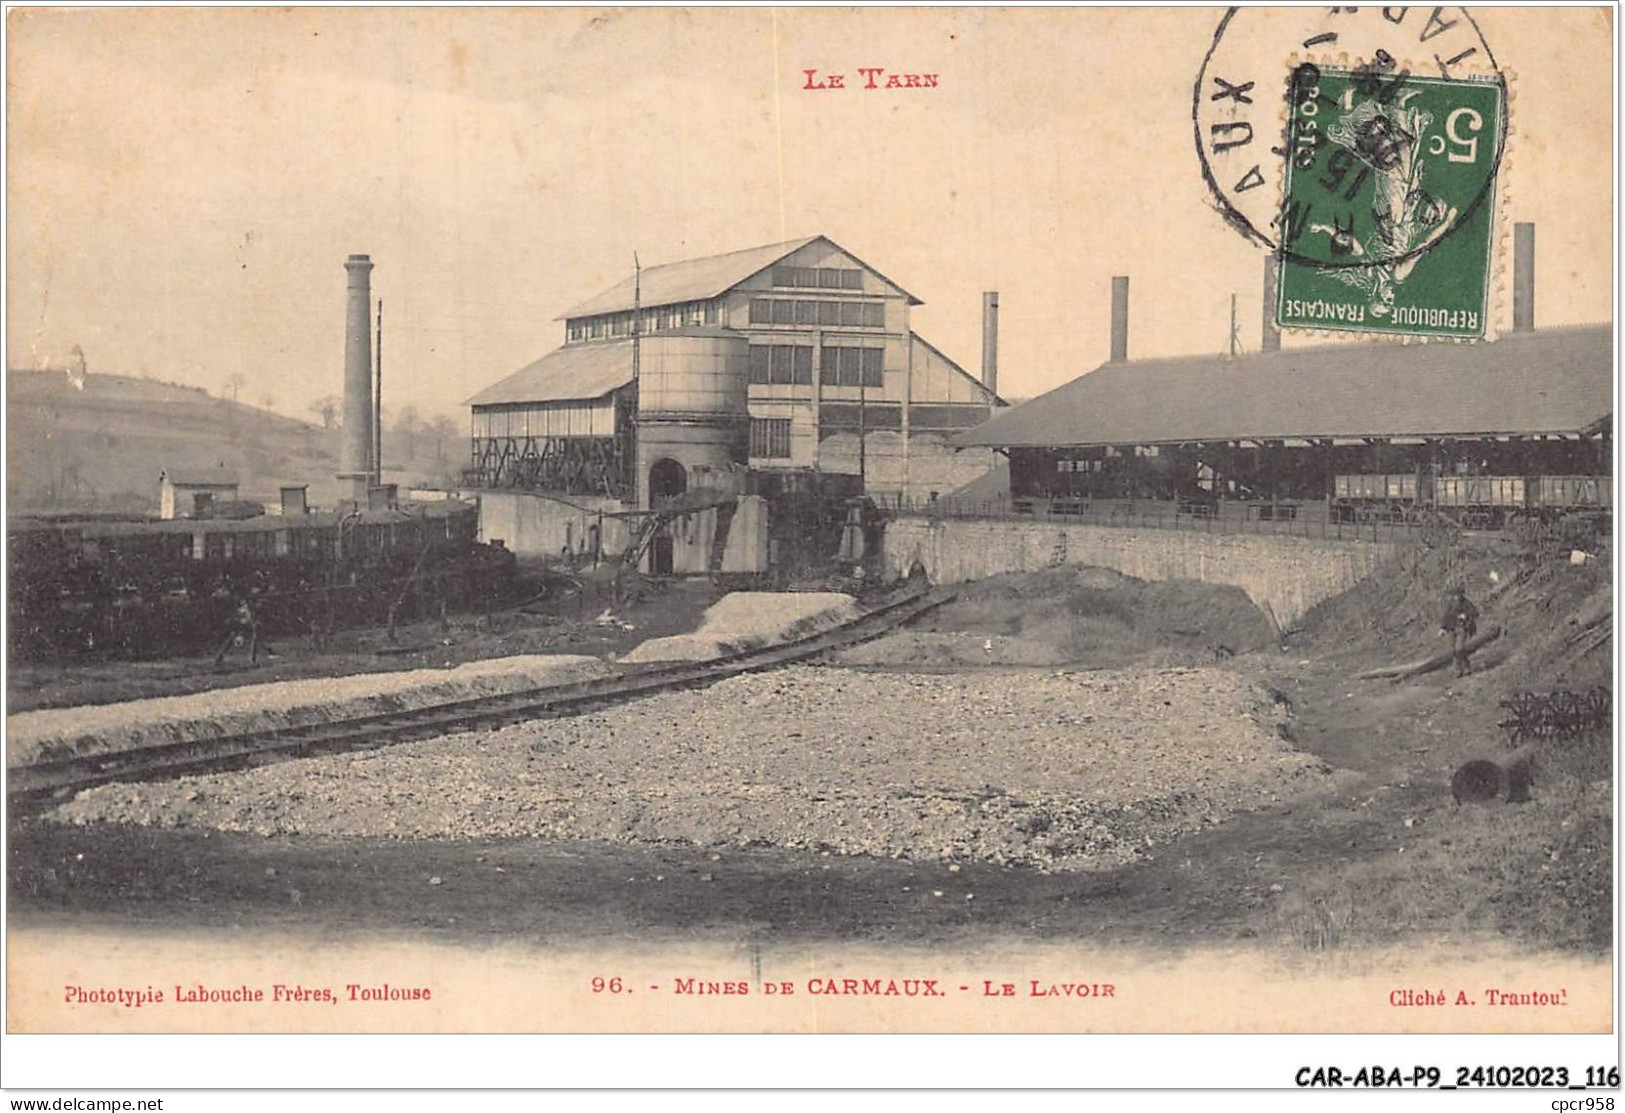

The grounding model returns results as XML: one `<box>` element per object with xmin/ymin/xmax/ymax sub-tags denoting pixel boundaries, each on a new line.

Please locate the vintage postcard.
<box><xmin>4</xmin><ymin>4</ymin><xmax>1617</xmax><ymax>1091</ymax></box>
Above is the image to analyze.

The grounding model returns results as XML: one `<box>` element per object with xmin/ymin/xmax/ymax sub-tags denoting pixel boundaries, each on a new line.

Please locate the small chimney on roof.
<box><xmin>1109</xmin><ymin>276</ymin><xmax>1129</xmax><ymax>362</ymax></box>
<box><xmin>981</xmin><ymin>292</ymin><xmax>999</xmax><ymax>397</ymax></box>
<box><xmin>1261</xmin><ymin>255</ymin><xmax>1281</xmax><ymax>352</ymax></box>
<box><xmin>1514</xmin><ymin>222</ymin><xmax>1535</xmax><ymax>332</ymax></box>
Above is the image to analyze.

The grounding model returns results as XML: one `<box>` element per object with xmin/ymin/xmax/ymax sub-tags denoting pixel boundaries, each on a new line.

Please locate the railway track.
<box><xmin>7</xmin><ymin>587</ymin><xmax>951</xmax><ymax>805</ymax></box>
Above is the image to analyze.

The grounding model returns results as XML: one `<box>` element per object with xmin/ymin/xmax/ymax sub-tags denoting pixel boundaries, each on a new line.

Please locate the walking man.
<box><xmin>215</xmin><ymin>593</ymin><xmax>269</xmax><ymax>664</ymax></box>
<box><xmin>1440</xmin><ymin>585</ymin><xmax>1480</xmax><ymax>677</ymax></box>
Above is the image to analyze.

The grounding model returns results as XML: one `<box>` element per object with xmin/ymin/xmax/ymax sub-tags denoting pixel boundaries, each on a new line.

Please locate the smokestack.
<box><xmin>1514</xmin><ymin>222</ymin><xmax>1535</xmax><ymax>332</ymax></box>
<box><xmin>1261</xmin><ymin>255</ymin><xmax>1281</xmax><ymax>352</ymax></box>
<box><xmin>341</xmin><ymin>254</ymin><xmax>375</xmax><ymax>503</ymax></box>
<box><xmin>981</xmin><ymin>291</ymin><xmax>999</xmax><ymax>397</ymax></box>
<box><xmin>1109</xmin><ymin>276</ymin><xmax>1129</xmax><ymax>362</ymax></box>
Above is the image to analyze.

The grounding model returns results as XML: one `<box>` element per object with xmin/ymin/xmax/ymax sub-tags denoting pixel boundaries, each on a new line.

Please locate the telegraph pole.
<box><xmin>374</xmin><ymin>299</ymin><xmax>383</xmax><ymax>486</ymax></box>
<box><xmin>631</xmin><ymin>253</ymin><xmax>642</xmax><ymax>382</ymax></box>
<box><xmin>1228</xmin><ymin>293</ymin><xmax>1239</xmax><ymax>359</ymax></box>
<box><xmin>858</xmin><ymin>370</ymin><xmax>867</xmax><ymax>488</ymax></box>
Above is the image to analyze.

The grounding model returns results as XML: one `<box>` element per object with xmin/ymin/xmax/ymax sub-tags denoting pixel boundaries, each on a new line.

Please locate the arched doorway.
<box><xmin>647</xmin><ymin>458</ymin><xmax>687</xmax><ymax>575</ymax></box>
<box><xmin>648</xmin><ymin>458</ymin><xmax>687</xmax><ymax>502</ymax></box>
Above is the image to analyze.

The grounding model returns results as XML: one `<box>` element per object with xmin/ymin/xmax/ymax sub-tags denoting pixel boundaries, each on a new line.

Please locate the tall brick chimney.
<box><xmin>1513</xmin><ymin>222</ymin><xmax>1535</xmax><ymax>332</ymax></box>
<box><xmin>1261</xmin><ymin>255</ymin><xmax>1281</xmax><ymax>352</ymax></box>
<box><xmin>1109</xmin><ymin>276</ymin><xmax>1129</xmax><ymax>362</ymax></box>
<box><xmin>981</xmin><ymin>292</ymin><xmax>999</xmax><ymax>397</ymax></box>
<box><xmin>340</xmin><ymin>254</ymin><xmax>375</xmax><ymax>503</ymax></box>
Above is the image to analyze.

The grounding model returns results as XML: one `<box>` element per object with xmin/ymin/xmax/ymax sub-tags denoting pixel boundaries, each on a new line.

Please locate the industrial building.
<box><xmin>158</xmin><ymin>469</ymin><xmax>241</xmax><ymax>520</ymax></box>
<box><xmin>956</xmin><ymin>225</ymin><xmax>1613</xmax><ymax>527</ymax></box>
<box><xmin>466</xmin><ymin>236</ymin><xmax>1006</xmax><ymax>505</ymax></box>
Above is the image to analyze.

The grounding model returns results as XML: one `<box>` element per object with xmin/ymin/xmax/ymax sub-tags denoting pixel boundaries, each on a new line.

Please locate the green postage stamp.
<box><xmin>1274</xmin><ymin>63</ymin><xmax>1505</xmax><ymax>339</ymax></box>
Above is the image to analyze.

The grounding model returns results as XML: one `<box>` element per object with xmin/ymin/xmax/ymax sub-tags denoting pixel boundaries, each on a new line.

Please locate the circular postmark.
<box><xmin>1194</xmin><ymin>6</ymin><xmax>1508</xmax><ymax>274</ymax></box>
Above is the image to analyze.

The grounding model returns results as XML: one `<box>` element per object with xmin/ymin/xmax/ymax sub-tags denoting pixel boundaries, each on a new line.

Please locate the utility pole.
<box><xmin>374</xmin><ymin>299</ymin><xmax>383</xmax><ymax>486</ymax></box>
<box><xmin>631</xmin><ymin>253</ymin><xmax>642</xmax><ymax>382</ymax></box>
<box><xmin>631</xmin><ymin>253</ymin><xmax>641</xmax><ymax>507</ymax></box>
<box><xmin>1228</xmin><ymin>293</ymin><xmax>1240</xmax><ymax>359</ymax></box>
<box><xmin>858</xmin><ymin>369</ymin><xmax>867</xmax><ymax>489</ymax></box>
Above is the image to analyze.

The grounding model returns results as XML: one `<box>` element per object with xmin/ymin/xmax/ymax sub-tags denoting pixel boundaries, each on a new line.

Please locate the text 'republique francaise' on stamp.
<box><xmin>1193</xmin><ymin>7</ymin><xmax>1509</xmax><ymax>341</ymax></box>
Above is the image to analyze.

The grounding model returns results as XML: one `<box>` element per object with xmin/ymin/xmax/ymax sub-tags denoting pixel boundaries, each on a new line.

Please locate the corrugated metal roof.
<box><xmin>466</xmin><ymin>340</ymin><xmax>634</xmax><ymax>407</ymax></box>
<box><xmin>955</xmin><ymin>325</ymin><xmax>1613</xmax><ymax>448</ymax></box>
<box><xmin>556</xmin><ymin>235</ymin><xmax>924</xmax><ymax>319</ymax></box>
<box><xmin>559</xmin><ymin>238</ymin><xmax>819</xmax><ymax>319</ymax></box>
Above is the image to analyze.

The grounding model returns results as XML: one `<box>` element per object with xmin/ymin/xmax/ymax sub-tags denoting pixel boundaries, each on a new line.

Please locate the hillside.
<box><xmin>6</xmin><ymin>371</ymin><xmax>462</xmax><ymax>514</ymax></box>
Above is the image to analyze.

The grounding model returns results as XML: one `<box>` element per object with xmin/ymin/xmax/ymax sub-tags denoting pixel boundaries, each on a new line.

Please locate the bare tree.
<box><xmin>226</xmin><ymin>371</ymin><xmax>246</xmax><ymax>404</ymax></box>
<box><xmin>308</xmin><ymin>395</ymin><xmax>341</xmax><ymax>429</ymax></box>
<box><xmin>430</xmin><ymin>415</ymin><xmax>461</xmax><ymax>462</ymax></box>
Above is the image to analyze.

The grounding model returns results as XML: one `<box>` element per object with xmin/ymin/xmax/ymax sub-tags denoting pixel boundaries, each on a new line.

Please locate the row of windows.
<box><xmin>749</xmin><ymin>418</ymin><xmax>793</xmax><ymax>459</ymax></box>
<box><xmin>771</xmin><ymin>265</ymin><xmax>864</xmax><ymax>290</ymax></box>
<box><xmin>754</xmin><ymin>409</ymin><xmax>972</xmax><ymax>456</ymax></box>
<box><xmin>822</xmin><ymin>345</ymin><xmax>884</xmax><ymax>387</ymax></box>
<box><xmin>748</xmin><ymin>298</ymin><xmax>885</xmax><ymax>328</ymax></box>
<box><xmin>566</xmin><ymin>301</ymin><xmax>719</xmax><ymax>342</ymax></box>
<box><xmin>748</xmin><ymin>344</ymin><xmax>886</xmax><ymax>387</ymax></box>
<box><xmin>750</xmin><ymin>344</ymin><xmax>813</xmax><ymax>385</ymax></box>
<box><xmin>1055</xmin><ymin>446</ymin><xmax>1160</xmax><ymax>471</ymax></box>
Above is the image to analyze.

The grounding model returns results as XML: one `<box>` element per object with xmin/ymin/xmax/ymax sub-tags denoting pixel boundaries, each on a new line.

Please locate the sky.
<box><xmin>6</xmin><ymin>6</ymin><xmax>1614</xmax><ymax>423</ymax></box>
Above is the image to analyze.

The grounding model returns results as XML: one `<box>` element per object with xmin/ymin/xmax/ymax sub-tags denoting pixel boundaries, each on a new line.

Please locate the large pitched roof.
<box><xmin>557</xmin><ymin>235</ymin><xmax>923</xmax><ymax>319</ymax></box>
<box><xmin>466</xmin><ymin>339</ymin><xmax>634</xmax><ymax>407</ymax></box>
<box><xmin>955</xmin><ymin>325</ymin><xmax>1613</xmax><ymax>448</ymax></box>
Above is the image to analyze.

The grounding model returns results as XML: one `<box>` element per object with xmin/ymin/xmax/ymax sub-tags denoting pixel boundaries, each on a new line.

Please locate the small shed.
<box><xmin>159</xmin><ymin>469</ymin><xmax>240</xmax><ymax>520</ymax></box>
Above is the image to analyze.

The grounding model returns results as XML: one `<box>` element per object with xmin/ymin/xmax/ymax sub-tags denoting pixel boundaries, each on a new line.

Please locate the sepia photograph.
<box><xmin>3</xmin><ymin>3</ymin><xmax>1618</xmax><ymax>1095</ymax></box>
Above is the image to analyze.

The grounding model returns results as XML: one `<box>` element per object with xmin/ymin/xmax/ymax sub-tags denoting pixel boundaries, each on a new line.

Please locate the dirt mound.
<box><xmin>7</xmin><ymin>655</ymin><xmax>612</xmax><ymax>769</ymax></box>
<box><xmin>622</xmin><ymin>592</ymin><xmax>859</xmax><ymax>663</ymax></box>
<box><xmin>1300</xmin><ymin>537</ymin><xmax>1611</xmax><ymax>695</ymax></box>
<box><xmin>835</xmin><ymin>565</ymin><xmax>1274</xmax><ymax>668</ymax></box>
<box><xmin>51</xmin><ymin>666</ymin><xmax>1340</xmax><ymax>872</ymax></box>
<box><xmin>1272</xmin><ymin>534</ymin><xmax>1613</xmax><ymax>953</ymax></box>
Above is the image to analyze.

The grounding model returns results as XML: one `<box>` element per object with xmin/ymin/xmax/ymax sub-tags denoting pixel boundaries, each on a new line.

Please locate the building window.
<box><xmin>774</xmin><ymin>265</ymin><xmax>863</xmax><ymax>290</ymax></box>
<box><xmin>750</xmin><ymin>344</ymin><xmax>813</xmax><ymax>385</ymax></box>
<box><xmin>750</xmin><ymin>418</ymin><xmax>792</xmax><ymax>459</ymax></box>
<box><xmin>588</xmin><ymin>318</ymin><xmax>605</xmax><ymax>339</ymax></box>
<box><xmin>750</xmin><ymin>298</ymin><xmax>884</xmax><ymax>329</ymax></box>
<box><xmin>820</xmin><ymin>345</ymin><xmax>884</xmax><ymax>388</ymax></box>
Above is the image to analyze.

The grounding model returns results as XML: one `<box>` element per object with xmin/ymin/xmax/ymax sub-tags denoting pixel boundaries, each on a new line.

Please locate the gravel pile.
<box><xmin>621</xmin><ymin>592</ymin><xmax>858</xmax><ymax>663</ymax></box>
<box><xmin>52</xmin><ymin>666</ymin><xmax>1335</xmax><ymax>871</ymax></box>
<box><xmin>8</xmin><ymin>655</ymin><xmax>612</xmax><ymax>769</ymax></box>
